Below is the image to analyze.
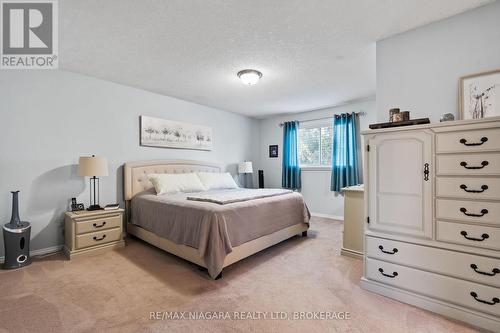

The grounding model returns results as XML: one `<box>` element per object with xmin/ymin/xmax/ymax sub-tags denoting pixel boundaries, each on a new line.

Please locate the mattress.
<box><xmin>130</xmin><ymin>188</ymin><xmax>310</xmax><ymax>278</ymax></box>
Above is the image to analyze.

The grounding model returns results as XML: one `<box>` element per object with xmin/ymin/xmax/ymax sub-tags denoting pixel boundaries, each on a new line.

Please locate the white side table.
<box><xmin>341</xmin><ymin>184</ymin><xmax>364</xmax><ymax>259</ymax></box>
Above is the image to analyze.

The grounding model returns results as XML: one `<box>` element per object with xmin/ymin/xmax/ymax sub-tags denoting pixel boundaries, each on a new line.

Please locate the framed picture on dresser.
<box><xmin>459</xmin><ymin>69</ymin><xmax>500</xmax><ymax>120</ymax></box>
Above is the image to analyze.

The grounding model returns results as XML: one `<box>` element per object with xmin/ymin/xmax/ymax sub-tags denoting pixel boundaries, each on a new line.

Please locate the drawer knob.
<box><xmin>93</xmin><ymin>235</ymin><xmax>106</xmax><ymax>241</ymax></box>
<box><xmin>378</xmin><ymin>245</ymin><xmax>398</xmax><ymax>254</ymax></box>
<box><xmin>378</xmin><ymin>268</ymin><xmax>398</xmax><ymax>278</ymax></box>
<box><xmin>460</xmin><ymin>184</ymin><xmax>488</xmax><ymax>193</ymax></box>
<box><xmin>460</xmin><ymin>207</ymin><xmax>488</xmax><ymax>217</ymax></box>
<box><xmin>470</xmin><ymin>264</ymin><xmax>500</xmax><ymax>277</ymax></box>
<box><xmin>470</xmin><ymin>292</ymin><xmax>499</xmax><ymax>306</ymax></box>
<box><xmin>93</xmin><ymin>221</ymin><xmax>107</xmax><ymax>228</ymax></box>
<box><xmin>460</xmin><ymin>231</ymin><xmax>489</xmax><ymax>242</ymax></box>
<box><xmin>459</xmin><ymin>137</ymin><xmax>488</xmax><ymax>146</ymax></box>
<box><xmin>460</xmin><ymin>161</ymin><xmax>489</xmax><ymax>169</ymax></box>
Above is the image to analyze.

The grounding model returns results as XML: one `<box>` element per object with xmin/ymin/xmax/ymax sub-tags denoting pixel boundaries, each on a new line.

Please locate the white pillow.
<box><xmin>148</xmin><ymin>173</ymin><xmax>206</xmax><ymax>195</ymax></box>
<box><xmin>197</xmin><ymin>172</ymin><xmax>239</xmax><ymax>190</ymax></box>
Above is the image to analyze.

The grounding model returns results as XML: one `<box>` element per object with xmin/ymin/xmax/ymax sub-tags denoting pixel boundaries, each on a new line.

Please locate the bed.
<box><xmin>124</xmin><ymin>160</ymin><xmax>310</xmax><ymax>279</ymax></box>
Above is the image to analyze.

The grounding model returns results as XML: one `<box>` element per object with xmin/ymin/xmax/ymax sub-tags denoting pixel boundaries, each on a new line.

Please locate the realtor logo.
<box><xmin>1</xmin><ymin>0</ymin><xmax>58</xmax><ymax>69</ymax></box>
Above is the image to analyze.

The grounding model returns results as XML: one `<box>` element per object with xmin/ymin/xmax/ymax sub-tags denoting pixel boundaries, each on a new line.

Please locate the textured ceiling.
<box><xmin>59</xmin><ymin>0</ymin><xmax>494</xmax><ymax>118</ymax></box>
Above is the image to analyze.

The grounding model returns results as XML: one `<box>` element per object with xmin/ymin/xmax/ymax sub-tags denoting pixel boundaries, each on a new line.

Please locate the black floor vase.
<box><xmin>3</xmin><ymin>191</ymin><xmax>31</xmax><ymax>269</ymax></box>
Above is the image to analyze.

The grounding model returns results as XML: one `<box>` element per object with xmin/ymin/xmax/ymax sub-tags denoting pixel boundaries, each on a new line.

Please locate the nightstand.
<box><xmin>64</xmin><ymin>209</ymin><xmax>125</xmax><ymax>259</ymax></box>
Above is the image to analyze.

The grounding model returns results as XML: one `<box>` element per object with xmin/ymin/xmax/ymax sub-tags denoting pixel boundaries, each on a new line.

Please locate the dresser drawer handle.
<box><xmin>460</xmin><ymin>137</ymin><xmax>488</xmax><ymax>146</ymax></box>
<box><xmin>93</xmin><ymin>221</ymin><xmax>107</xmax><ymax>228</ymax></box>
<box><xmin>460</xmin><ymin>231</ymin><xmax>489</xmax><ymax>241</ymax></box>
<box><xmin>460</xmin><ymin>208</ymin><xmax>488</xmax><ymax>217</ymax></box>
<box><xmin>378</xmin><ymin>268</ymin><xmax>398</xmax><ymax>278</ymax></box>
<box><xmin>470</xmin><ymin>292</ymin><xmax>499</xmax><ymax>306</ymax></box>
<box><xmin>378</xmin><ymin>245</ymin><xmax>398</xmax><ymax>254</ymax></box>
<box><xmin>470</xmin><ymin>264</ymin><xmax>500</xmax><ymax>276</ymax></box>
<box><xmin>460</xmin><ymin>184</ymin><xmax>488</xmax><ymax>193</ymax></box>
<box><xmin>93</xmin><ymin>235</ymin><xmax>106</xmax><ymax>241</ymax></box>
<box><xmin>460</xmin><ymin>161</ymin><xmax>489</xmax><ymax>169</ymax></box>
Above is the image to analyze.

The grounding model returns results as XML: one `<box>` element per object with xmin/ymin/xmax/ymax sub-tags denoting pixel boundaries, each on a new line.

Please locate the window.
<box><xmin>298</xmin><ymin>121</ymin><xmax>333</xmax><ymax>168</ymax></box>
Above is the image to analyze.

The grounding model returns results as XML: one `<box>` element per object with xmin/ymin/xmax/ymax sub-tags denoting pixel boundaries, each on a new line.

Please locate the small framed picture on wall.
<box><xmin>269</xmin><ymin>145</ymin><xmax>278</xmax><ymax>158</ymax></box>
<box><xmin>459</xmin><ymin>69</ymin><xmax>500</xmax><ymax>120</ymax></box>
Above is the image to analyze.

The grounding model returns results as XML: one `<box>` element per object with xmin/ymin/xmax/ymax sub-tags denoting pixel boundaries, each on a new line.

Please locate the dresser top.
<box><xmin>342</xmin><ymin>184</ymin><xmax>364</xmax><ymax>192</ymax></box>
<box><xmin>362</xmin><ymin>116</ymin><xmax>500</xmax><ymax>135</ymax></box>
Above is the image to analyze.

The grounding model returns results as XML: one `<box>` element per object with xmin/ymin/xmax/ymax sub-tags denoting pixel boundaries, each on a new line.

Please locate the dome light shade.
<box><xmin>237</xmin><ymin>69</ymin><xmax>262</xmax><ymax>85</ymax></box>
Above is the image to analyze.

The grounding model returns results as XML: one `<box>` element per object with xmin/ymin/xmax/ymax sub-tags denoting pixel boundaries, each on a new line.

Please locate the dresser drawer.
<box><xmin>75</xmin><ymin>227</ymin><xmax>121</xmax><ymax>250</ymax></box>
<box><xmin>436</xmin><ymin>199</ymin><xmax>500</xmax><ymax>226</ymax></box>
<box><xmin>366</xmin><ymin>257</ymin><xmax>500</xmax><ymax>317</ymax></box>
<box><xmin>436</xmin><ymin>177</ymin><xmax>500</xmax><ymax>200</ymax></box>
<box><xmin>436</xmin><ymin>128</ymin><xmax>500</xmax><ymax>153</ymax></box>
<box><xmin>437</xmin><ymin>221</ymin><xmax>500</xmax><ymax>251</ymax></box>
<box><xmin>75</xmin><ymin>214</ymin><xmax>122</xmax><ymax>235</ymax></box>
<box><xmin>366</xmin><ymin>236</ymin><xmax>500</xmax><ymax>288</ymax></box>
<box><xmin>437</xmin><ymin>153</ymin><xmax>500</xmax><ymax>176</ymax></box>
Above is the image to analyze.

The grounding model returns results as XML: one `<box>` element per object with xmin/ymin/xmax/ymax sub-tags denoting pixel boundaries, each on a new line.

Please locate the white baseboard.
<box><xmin>340</xmin><ymin>247</ymin><xmax>363</xmax><ymax>259</ymax></box>
<box><xmin>311</xmin><ymin>212</ymin><xmax>344</xmax><ymax>221</ymax></box>
<box><xmin>0</xmin><ymin>245</ymin><xmax>63</xmax><ymax>264</ymax></box>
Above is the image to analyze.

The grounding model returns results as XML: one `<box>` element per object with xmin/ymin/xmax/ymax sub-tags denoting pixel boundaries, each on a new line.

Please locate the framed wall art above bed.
<box><xmin>140</xmin><ymin>115</ymin><xmax>213</xmax><ymax>150</ymax></box>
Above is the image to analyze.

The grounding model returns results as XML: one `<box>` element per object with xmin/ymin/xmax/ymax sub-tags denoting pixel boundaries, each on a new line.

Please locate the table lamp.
<box><xmin>78</xmin><ymin>155</ymin><xmax>108</xmax><ymax>210</ymax></box>
<box><xmin>238</xmin><ymin>161</ymin><xmax>253</xmax><ymax>188</ymax></box>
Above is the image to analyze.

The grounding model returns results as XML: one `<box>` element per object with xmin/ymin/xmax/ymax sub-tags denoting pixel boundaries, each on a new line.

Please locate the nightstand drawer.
<box><xmin>75</xmin><ymin>227</ymin><xmax>121</xmax><ymax>249</ymax></box>
<box><xmin>75</xmin><ymin>214</ymin><xmax>122</xmax><ymax>234</ymax></box>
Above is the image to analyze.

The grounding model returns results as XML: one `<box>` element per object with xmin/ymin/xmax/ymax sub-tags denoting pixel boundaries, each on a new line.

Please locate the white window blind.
<box><xmin>298</xmin><ymin>121</ymin><xmax>333</xmax><ymax>167</ymax></box>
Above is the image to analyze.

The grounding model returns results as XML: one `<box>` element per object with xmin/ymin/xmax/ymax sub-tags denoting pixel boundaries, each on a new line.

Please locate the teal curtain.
<box><xmin>331</xmin><ymin>113</ymin><xmax>360</xmax><ymax>192</ymax></box>
<box><xmin>282</xmin><ymin>121</ymin><xmax>301</xmax><ymax>189</ymax></box>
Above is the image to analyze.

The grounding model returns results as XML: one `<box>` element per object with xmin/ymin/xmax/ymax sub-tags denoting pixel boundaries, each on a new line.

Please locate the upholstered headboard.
<box><xmin>124</xmin><ymin>159</ymin><xmax>221</xmax><ymax>201</ymax></box>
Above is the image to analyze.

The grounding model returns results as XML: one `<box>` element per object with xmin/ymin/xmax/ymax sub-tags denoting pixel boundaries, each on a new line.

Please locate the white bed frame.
<box><xmin>124</xmin><ymin>160</ymin><xmax>308</xmax><ymax>276</ymax></box>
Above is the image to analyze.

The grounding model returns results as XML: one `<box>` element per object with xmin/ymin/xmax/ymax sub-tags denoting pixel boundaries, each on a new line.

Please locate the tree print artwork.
<box><xmin>461</xmin><ymin>70</ymin><xmax>500</xmax><ymax>120</ymax></box>
<box><xmin>140</xmin><ymin>116</ymin><xmax>213</xmax><ymax>150</ymax></box>
<box><xmin>145</xmin><ymin>127</ymin><xmax>155</xmax><ymax>139</ymax></box>
<box><xmin>468</xmin><ymin>83</ymin><xmax>496</xmax><ymax>119</ymax></box>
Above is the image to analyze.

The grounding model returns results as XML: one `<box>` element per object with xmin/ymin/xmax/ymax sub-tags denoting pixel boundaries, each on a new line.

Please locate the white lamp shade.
<box><xmin>78</xmin><ymin>156</ymin><xmax>109</xmax><ymax>177</ymax></box>
<box><xmin>238</xmin><ymin>161</ymin><xmax>253</xmax><ymax>174</ymax></box>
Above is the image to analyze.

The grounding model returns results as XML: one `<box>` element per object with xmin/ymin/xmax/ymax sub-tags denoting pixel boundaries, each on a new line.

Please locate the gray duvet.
<box><xmin>130</xmin><ymin>188</ymin><xmax>310</xmax><ymax>278</ymax></box>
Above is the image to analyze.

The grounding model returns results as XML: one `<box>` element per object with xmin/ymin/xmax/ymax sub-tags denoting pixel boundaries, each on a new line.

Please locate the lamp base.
<box><xmin>87</xmin><ymin>204</ymin><xmax>103</xmax><ymax>211</ymax></box>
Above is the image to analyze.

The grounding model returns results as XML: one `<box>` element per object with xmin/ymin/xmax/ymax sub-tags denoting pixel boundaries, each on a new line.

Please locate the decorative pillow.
<box><xmin>197</xmin><ymin>172</ymin><xmax>239</xmax><ymax>190</ymax></box>
<box><xmin>147</xmin><ymin>173</ymin><xmax>206</xmax><ymax>195</ymax></box>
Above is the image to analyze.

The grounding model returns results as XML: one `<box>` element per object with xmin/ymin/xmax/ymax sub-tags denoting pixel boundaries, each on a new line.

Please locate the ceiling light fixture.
<box><xmin>237</xmin><ymin>69</ymin><xmax>262</xmax><ymax>86</ymax></box>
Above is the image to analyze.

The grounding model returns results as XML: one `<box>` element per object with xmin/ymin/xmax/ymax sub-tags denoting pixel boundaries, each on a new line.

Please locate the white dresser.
<box><xmin>361</xmin><ymin>117</ymin><xmax>500</xmax><ymax>332</ymax></box>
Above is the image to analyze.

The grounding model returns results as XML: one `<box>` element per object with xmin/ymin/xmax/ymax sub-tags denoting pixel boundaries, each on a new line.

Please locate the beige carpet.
<box><xmin>0</xmin><ymin>217</ymin><xmax>481</xmax><ymax>333</ymax></box>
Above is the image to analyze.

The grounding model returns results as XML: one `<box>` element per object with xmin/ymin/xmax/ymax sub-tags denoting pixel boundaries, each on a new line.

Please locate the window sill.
<box><xmin>301</xmin><ymin>166</ymin><xmax>332</xmax><ymax>172</ymax></box>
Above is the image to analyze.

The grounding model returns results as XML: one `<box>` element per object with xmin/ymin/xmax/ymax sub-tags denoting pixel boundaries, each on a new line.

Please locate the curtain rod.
<box><xmin>278</xmin><ymin>111</ymin><xmax>366</xmax><ymax>127</ymax></box>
